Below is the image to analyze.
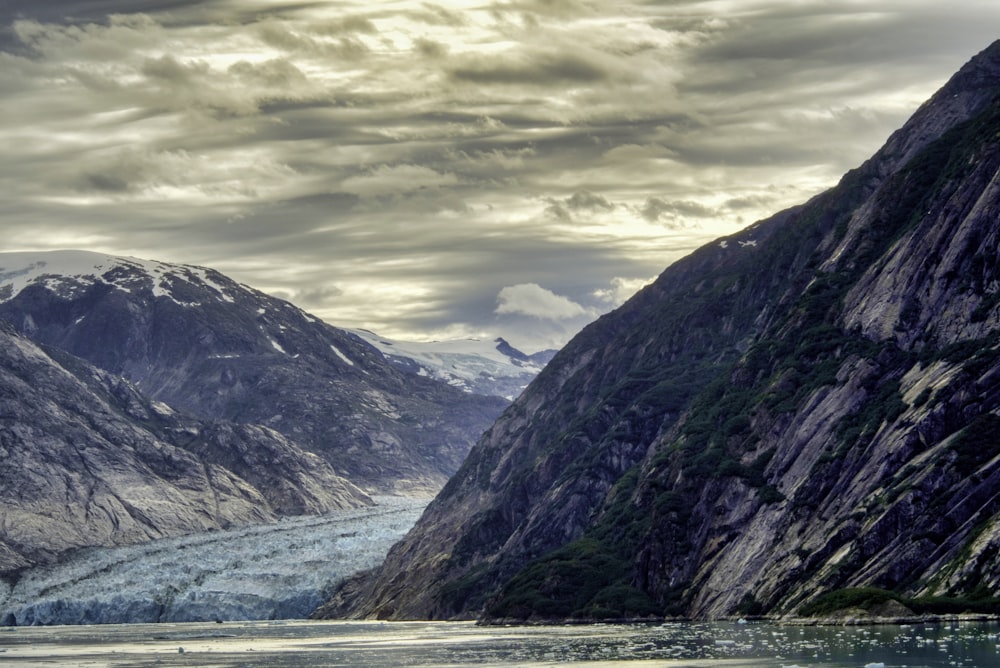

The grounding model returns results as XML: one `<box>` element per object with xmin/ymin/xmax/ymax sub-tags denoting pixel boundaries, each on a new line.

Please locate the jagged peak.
<box><xmin>494</xmin><ymin>336</ymin><xmax>531</xmax><ymax>362</ymax></box>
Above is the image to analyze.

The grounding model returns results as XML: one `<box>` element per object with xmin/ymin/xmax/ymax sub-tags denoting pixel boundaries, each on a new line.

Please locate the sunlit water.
<box><xmin>0</xmin><ymin>619</ymin><xmax>997</xmax><ymax>667</ymax></box>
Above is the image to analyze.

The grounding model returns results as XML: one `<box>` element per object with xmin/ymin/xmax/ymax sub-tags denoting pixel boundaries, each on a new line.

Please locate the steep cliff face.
<box><xmin>0</xmin><ymin>323</ymin><xmax>367</xmax><ymax>575</ymax></box>
<box><xmin>325</xmin><ymin>41</ymin><xmax>1000</xmax><ymax>621</ymax></box>
<box><xmin>0</xmin><ymin>252</ymin><xmax>507</xmax><ymax>494</ymax></box>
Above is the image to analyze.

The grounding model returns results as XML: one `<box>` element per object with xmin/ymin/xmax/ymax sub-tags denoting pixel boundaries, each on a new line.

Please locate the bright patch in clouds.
<box><xmin>1</xmin><ymin>0</ymin><xmax>998</xmax><ymax>351</ymax></box>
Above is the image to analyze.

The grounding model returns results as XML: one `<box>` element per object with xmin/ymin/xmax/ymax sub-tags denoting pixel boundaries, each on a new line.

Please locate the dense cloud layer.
<box><xmin>2</xmin><ymin>0</ymin><xmax>998</xmax><ymax>350</ymax></box>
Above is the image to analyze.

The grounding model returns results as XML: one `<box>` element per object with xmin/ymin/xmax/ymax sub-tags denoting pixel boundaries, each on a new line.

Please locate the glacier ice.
<box><xmin>0</xmin><ymin>496</ymin><xmax>425</xmax><ymax>626</ymax></box>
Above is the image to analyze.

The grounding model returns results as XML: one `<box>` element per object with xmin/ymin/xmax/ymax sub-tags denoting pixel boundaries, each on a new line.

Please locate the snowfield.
<box><xmin>349</xmin><ymin>329</ymin><xmax>548</xmax><ymax>399</ymax></box>
<box><xmin>0</xmin><ymin>497</ymin><xmax>426</xmax><ymax>626</ymax></box>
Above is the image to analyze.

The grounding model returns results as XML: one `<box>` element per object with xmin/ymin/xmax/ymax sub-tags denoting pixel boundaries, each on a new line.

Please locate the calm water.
<box><xmin>0</xmin><ymin>618</ymin><xmax>997</xmax><ymax>667</ymax></box>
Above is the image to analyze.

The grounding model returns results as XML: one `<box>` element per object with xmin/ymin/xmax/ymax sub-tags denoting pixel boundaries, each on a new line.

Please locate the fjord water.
<box><xmin>1</xmin><ymin>619</ymin><xmax>997</xmax><ymax>667</ymax></box>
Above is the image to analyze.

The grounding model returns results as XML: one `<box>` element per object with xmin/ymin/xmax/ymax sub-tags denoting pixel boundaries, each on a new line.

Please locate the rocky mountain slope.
<box><xmin>350</xmin><ymin>329</ymin><xmax>556</xmax><ymax>400</ymax></box>
<box><xmin>320</xmin><ymin>40</ymin><xmax>1000</xmax><ymax>621</ymax></box>
<box><xmin>0</xmin><ymin>251</ymin><xmax>507</xmax><ymax>494</ymax></box>
<box><xmin>0</xmin><ymin>322</ymin><xmax>367</xmax><ymax>575</ymax></box>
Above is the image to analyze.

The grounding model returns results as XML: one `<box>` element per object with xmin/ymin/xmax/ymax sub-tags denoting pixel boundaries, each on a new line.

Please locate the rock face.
<box><xmin>0</xmin><ymin>323</ymin><xmax>367</xmax><ymax>575</ymax></box>
<box><xmin>0</xmin><ymin>252</ymin><xmax>507</xmax><ymax>494</ymax></box>
<box><xmin>326</xmin><ymin>41</ymin><xmax>1000</xmax><ymax>621</ymax></box>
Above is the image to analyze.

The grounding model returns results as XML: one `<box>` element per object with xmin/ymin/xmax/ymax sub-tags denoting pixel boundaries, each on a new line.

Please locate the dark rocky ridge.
<box><xmin>0</xmin><ymin>253</ymin><xmax>507</xmax><ymax>495</ymax></box>
<box><xmin>319</xmin><ymin>40</ymin><xmax>1000</xmax><ymax>621</ymax></box>
<box><xmin>0</xmin><ymin>322</ymin><xmax>366</xmax><ymax>575</ymax></box>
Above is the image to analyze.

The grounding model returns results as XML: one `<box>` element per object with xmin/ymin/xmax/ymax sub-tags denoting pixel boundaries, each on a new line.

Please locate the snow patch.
<box><xmin>150</xmin><ymin>401</ymin><xmax>175</xmax><ymax>417</ymax></box>
<box><xmin>330</xmin><ymin>345</ymin><xmax>355</xmax><ymax>366</ymax></box>
<box><xmin>269</xmin><ymin>339</ymin><xmax>288</xmax><ymax>355</ymax></box>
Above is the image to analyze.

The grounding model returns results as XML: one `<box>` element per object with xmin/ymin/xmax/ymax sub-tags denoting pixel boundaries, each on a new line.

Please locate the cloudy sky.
<box><xmin>2</xmin><ymin>1</ymin><xmax>998</xmax><ymax>351</ymax></box>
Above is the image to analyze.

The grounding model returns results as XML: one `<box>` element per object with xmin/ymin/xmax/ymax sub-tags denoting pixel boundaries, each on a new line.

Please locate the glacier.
<box><xmin>349</xmin><ymin>328</ymin><xmax>551</xmax><ymax>399</ymax></box>
<box><xmin>0</xmin><ymin>496</ymin><xmax>426</xmax><ymax>626</ymax></box>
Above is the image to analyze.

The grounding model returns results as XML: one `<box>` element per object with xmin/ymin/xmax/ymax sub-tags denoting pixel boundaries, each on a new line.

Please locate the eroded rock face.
<box><xmin>325</xmin><ymin>40</ymin><xmax>1000</xmax><ymax>621</ymax></box>
<box><xmin>0</xmin><ymin>323</ymin><xmax>367</xmax><ymax>575</ymax></box>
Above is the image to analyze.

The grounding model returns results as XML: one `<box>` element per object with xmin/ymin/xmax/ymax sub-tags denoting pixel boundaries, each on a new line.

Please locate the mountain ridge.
<box><xmin>0</xmin><ymin>250</ymin><xmax>508</xmax><ymax>495</ymax></box>
<box><xmin>318</xmin><ymin>40</ymin><xmax>1000</xmax><ymax>622</ymax></box>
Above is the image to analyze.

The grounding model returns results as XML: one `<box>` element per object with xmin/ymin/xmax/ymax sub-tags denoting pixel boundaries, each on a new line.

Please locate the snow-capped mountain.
<box><xmin>0</xmin><ymin>251</ymin><xmax>235</xmax><ymax>306</ymax></box>
<box><xmin>350</xmin><ymin>329</ymin><xmax>556</xmax><ymax>400</ymax></box>
<box><xmin>0</xmin><ymin>250</ymin><xmax>507</xmax><ymax>496</ymax></box>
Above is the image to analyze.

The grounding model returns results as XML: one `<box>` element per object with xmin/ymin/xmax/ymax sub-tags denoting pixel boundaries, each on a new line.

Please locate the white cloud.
<box><xmin>593</xmin><ymin>276</ymin><xmax>655</xmax><ymax>306</ymax></box>
<box><xmin>495</xmin><ymin>283</ymin><xmax>590</xmax><ymax>320</ymax></box>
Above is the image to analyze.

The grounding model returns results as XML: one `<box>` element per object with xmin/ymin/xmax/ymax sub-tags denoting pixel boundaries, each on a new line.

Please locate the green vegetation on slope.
<box><xmin>799</xmin><ymin>587</ymin><xmax>1000</xmax><ymax>617</ymax></box>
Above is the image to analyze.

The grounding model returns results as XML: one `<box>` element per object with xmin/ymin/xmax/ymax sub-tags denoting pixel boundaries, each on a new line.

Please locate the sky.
<box><xmin>1</xmin><ymin>1</ymin><xmax>998</xmax><ymax>352</ymax></box>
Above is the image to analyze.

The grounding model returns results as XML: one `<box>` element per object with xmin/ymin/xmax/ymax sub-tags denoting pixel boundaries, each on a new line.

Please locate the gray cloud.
<box><xmin>413</xmin><ymin>37</ymin><xmax>448</xmax><ymax>59</ymax></box>
<box><xmin>566</xmin><ymin>191</ymin><xmax>614</xmax><ymax>211</ymax></box>
<box><xmin>1</xmin><ymin>0</ymin><xmax>999</xmax><ymax>352</ymax></box>
<box><xmin>403</xmin><ymin>4</ymin><xmax>467</xmax><ymax>27</ymax></box>
<box><xmin>449</xmin><ymin>50</ymin><xmax>609</xmax><ymax>86</ymax></box>
<box><xmin>640</xmin><ymin>198</ymin><xmax>716</xmax><ymax>224</ymax></box>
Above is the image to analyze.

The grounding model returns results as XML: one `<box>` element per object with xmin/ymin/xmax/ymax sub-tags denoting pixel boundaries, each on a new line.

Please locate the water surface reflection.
<box><xmin>0</xmin><ymin>618</ymin><xmax>997</xmax><ymax>666</ymax></box>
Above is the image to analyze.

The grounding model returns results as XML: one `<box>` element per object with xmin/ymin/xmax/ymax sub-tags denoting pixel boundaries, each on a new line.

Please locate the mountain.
<box><xmin>0</xmin><ymin>251</ymin><xmax>508</xmax><ymax>495</ymax></box>
<box><xmin>349</xmin><ymin>330</ymin><xmax>556</xmax><ymax>400</ymax></box>
<box><xmin>318</xmin><ymin>41</ymin><xmax>1000</xmax><ymax>622</ymax></box>
<box><xmin>0</xmin><ymin>321</ymin><xmax>368</xmax><ymax>575</ymax></box>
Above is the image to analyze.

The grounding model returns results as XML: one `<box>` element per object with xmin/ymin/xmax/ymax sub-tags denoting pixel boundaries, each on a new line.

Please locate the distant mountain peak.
<box><xmin>349</xmin><ymin>330</ymin><xmax>554</xmax><ymax>400</ymax></box>
<box><xmin>0</xmin><ymin>250</ymin><xmax>240</xmax><ymax>309</ymax></box>
<box><xmin>0</xmin><ymin>250</ymin><xmax>507</xmax><ymax>497</ymax></box>
<box><xmin>493</xmin><ymin>336</ymin><xmax>529</xmax><ymax>362</ymax></box>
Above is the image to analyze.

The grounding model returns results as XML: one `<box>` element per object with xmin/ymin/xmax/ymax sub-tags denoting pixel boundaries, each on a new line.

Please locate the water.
<box><xmin>0</xmin><ymin>619</ymin><xmax>997</xmax><ymax>667</ymax></box>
